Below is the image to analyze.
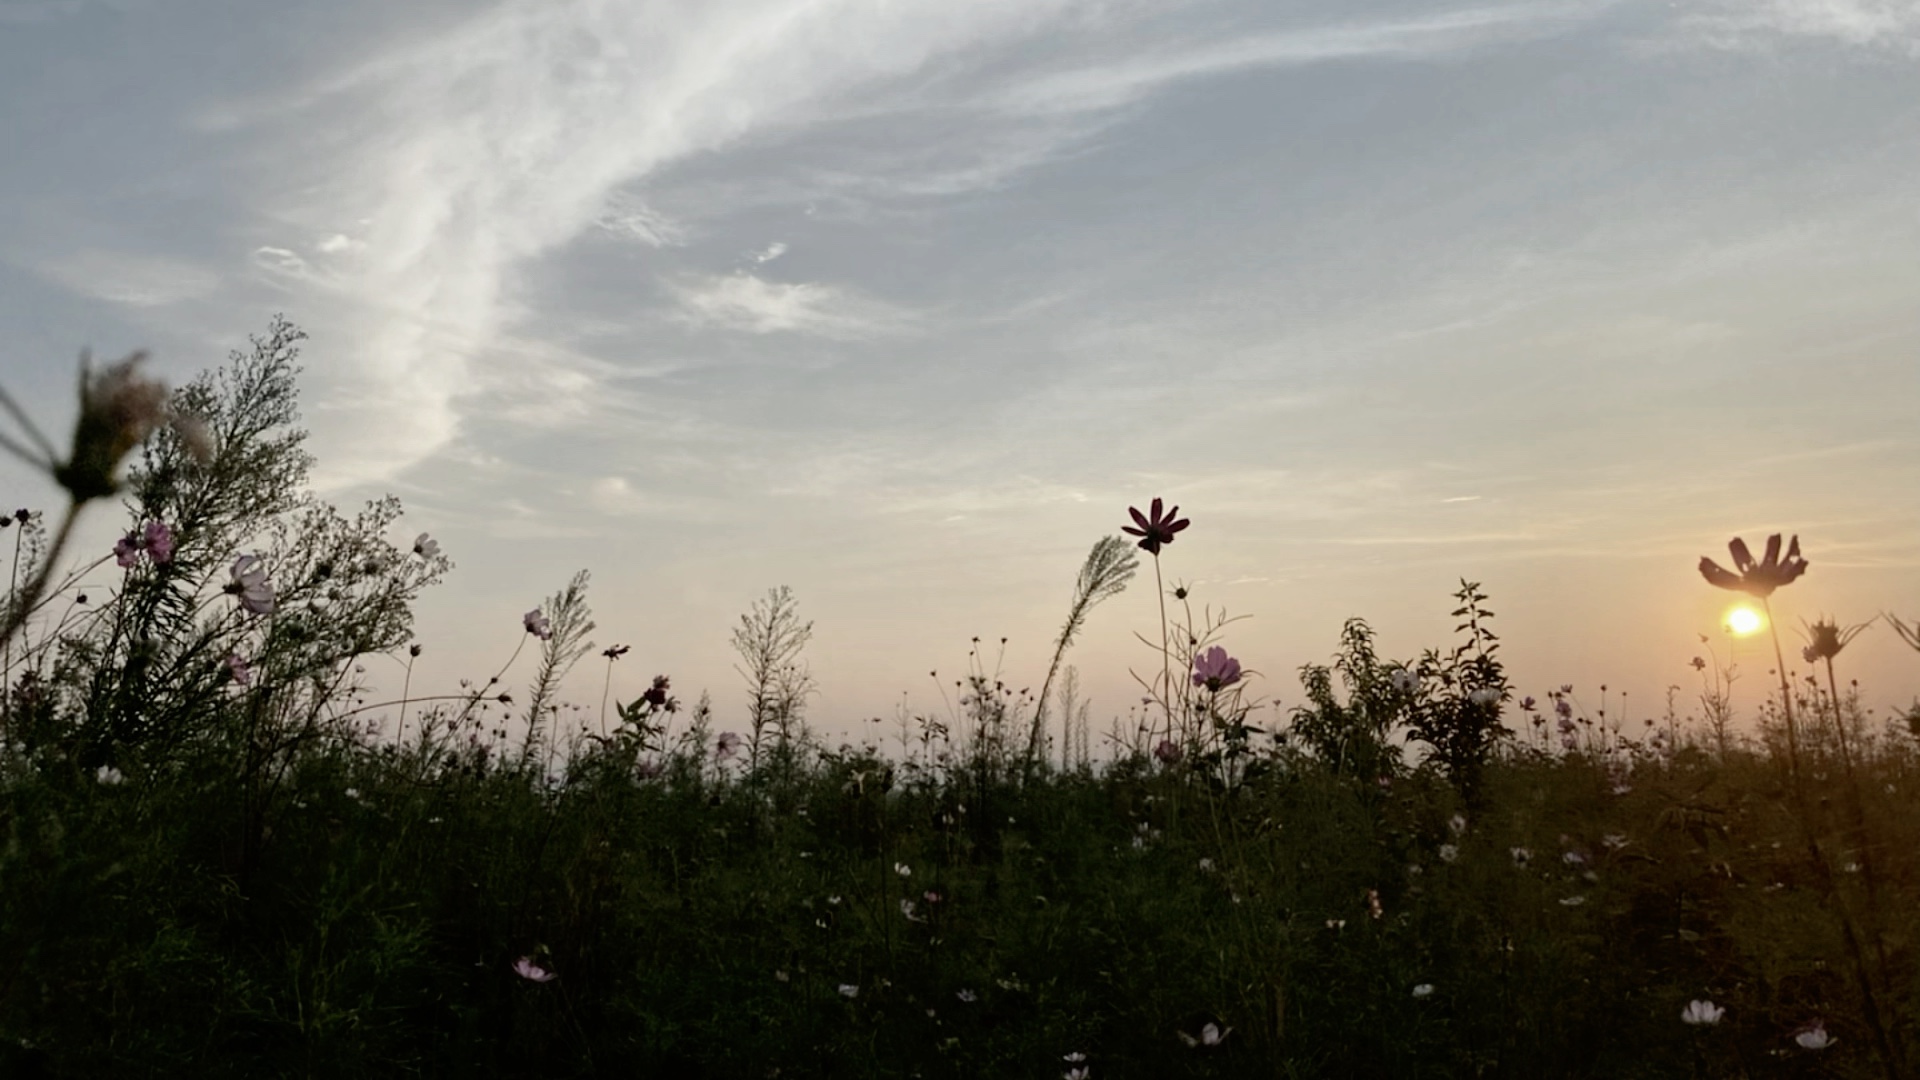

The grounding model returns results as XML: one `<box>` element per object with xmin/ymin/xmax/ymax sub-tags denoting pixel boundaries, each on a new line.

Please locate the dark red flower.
<box><xmin>1123</xmin><ymin>498</ymin><xmax>1190</xmax><ymax>555</ymax></box>
<box><xmin>1698</xmin><ymin>534</ymin><xmax>1808</xmax><ymax>598</ymax></box>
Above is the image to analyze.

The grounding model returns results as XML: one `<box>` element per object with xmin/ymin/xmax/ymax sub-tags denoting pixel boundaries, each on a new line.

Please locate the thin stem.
<box><xmin>0</xmin><ymin>498</ymin><xmax>81</xmax><ymax>654</ymax></box>
<box><xmin>1153</xmin><ymin>554</ymin><xmax>1170</xmax><ymax>746</ymax></box>
<box><xmin>0</xmin><ymin>383</ymin><xmax>57</xmax><ymax>462</ymax></box>
<box><xmin>2</xmin><ymin>521</ymin><xmax>21</xmax><ymax>729</ymax></box>
<box><xmin>1760</xmin><ymin>597</ymin><xmax>1801</xmax><ymax>779</ymax></box>
<box><xmin>600</xmin><ymin>657</ymin><xmax>614</xmax><ymax>740</ymax></box>
<box><xmin>396</xmin><ymin>652</ymin><xmax>416</xmax><ymax>747</ymax></box>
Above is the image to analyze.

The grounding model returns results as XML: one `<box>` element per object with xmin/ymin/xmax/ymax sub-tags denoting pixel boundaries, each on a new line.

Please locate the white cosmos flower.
<box><xmin>1681</xmin><ymin>1000</ymin><xmax>1724</xmax><ymax>1026</ymax></box>
<box><xmin>1795</xmin><ymin>1021</ymin><xmax>1835</xmax><ymax>1050</ymax></box>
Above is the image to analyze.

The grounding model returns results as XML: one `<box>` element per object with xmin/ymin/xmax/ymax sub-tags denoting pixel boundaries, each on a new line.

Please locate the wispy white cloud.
<box><xmin>669</xmin><ymin>272</ymin><xmax>906</xmax><ymax>337</ymax></box>
<box><xmin>222</xmin><ymin>0</ymin><xmax>1095</xmax><ymax>490</ymax></box>
<box><xmin>593</xmin><ymin>193</ymin><xmax>685</xmax><ymax>248</ymax></box>
<box><xmin>1677</xmin><ymin>0</ymin><xmax>1920</xmax><ymax>55</ymax></box>
<box><xmin>992</xmin><ymin>3</ymin><xmax>1605</xmax><ymax>116</ymax></box>
<box><xmin>37</xmin><ymin>249</ymin><xmax>220</xmax><ymax>307</ymax></box>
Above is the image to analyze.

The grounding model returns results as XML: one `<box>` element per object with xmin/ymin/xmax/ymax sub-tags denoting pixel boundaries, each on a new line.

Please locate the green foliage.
<box><xmin>1286</xmin><ymin>616</ymin><xmax>1407</xmax><ymax>782</ymax></box>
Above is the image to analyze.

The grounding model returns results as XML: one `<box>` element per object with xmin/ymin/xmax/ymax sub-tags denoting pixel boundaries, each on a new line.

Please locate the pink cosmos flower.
<box><xmin>1153</xmin><ymin>739</ymin><xmax>1182</xmax><ymax>765</ymax></box>
<box><xmin>513</xmin><ymin>956</ymin><xmax>556</xmax><ymax>983</ymax></box>
<box><xmin>1191</xmin><ymin>646</ymin><xmax>1242</xmax><ymax>691</ymax></box>
<box><xmin>224</xmin><ymin>653</ymin><xmax>252</xmax><ymax>686</ymax></box>
<box><xmin>142</xmin><ymin>520</ymin><xmax>173</xmax><ymax>564</ymax></box>
<box><xmin>412</xmin><ymin>532</ymin><xmax>440</xmax><ymax>559</ymax></box>
<box><xmin>715</xmin><ymin>731</ymin><xmax>744</xmax><ymax>760</ymax></box>
<box><xmin>114</xmin><ymin>534</ymin><xmax>141</xmax><ymax>568</ymax></box>
<box><xmin>227</xmin><ymin>555</ymin><xmax>275</xmax><ymax>615</ymax></box>
<box><xmin>523</xmin><ymin>608</ymin><xmax>552</xmax><ymax>640</ymax></box>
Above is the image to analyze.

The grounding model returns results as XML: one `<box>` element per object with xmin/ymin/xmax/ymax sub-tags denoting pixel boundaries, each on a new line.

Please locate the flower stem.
<box><xmin>1153</xmin><ymin>555</ymin><xmax>1171</xmax><ymax>746</ymax></box>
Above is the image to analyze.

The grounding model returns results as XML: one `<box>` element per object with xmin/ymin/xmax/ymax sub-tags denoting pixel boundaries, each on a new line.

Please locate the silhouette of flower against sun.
<box><xmin>1123</xmin><ymin>498</ymin><xmax>1189</xmax><ymax>555</ymax></box>
<box><xmin>1698</xmin><ymin>534</ymin><xmax>1807</xmax><ymax>598</ymax></box>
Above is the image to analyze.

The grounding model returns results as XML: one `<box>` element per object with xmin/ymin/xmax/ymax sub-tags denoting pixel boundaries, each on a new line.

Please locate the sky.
<box><xmin>2</xmin><ymin>0</ymin><xmax>1918</xmax><ymax>751</ymax></box>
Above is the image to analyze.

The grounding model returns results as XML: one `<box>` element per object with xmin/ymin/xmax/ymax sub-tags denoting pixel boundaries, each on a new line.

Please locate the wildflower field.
<box><xmin>1</xmin><ymin>320</ymin><xmax>1917</xmax><ymax>1078</ymax></box>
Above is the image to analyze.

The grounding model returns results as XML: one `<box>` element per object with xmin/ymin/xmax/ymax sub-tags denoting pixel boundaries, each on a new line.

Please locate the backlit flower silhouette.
<box><xmin>523</xmin><ymin>608</ymin><xmax>552</xmax><ymax>640</ymax></box>
<box><xmin>1799</xmin><ymin>616</ymin><xmax>1870</xmax><ymax>665</ymax></box>
<box><xmin>1698</xmin><ymin>534</ymin><xmax>1807</xmax><ymax>598</ymax></box>
<box><xmin>1191</xmin><ymin>646</ymin><xmax>1242</xmax><ymax>691</ymax></box>
<box><xmin>1122</xmin><ymin>498</ymin><xmax>1189</xmax><ymax>555</ymax></box>
<box><xmin>412</xmin><ymin>532</ymin><xmax>440</xmax><ymax>559</ymax></box>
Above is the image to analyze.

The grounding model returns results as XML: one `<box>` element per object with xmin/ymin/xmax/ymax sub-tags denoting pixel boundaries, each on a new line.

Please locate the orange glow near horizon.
<box><xmin>1725</xmin><ymin>606</ymin><xmax>1765</xmax><ymax>637</ymax></box>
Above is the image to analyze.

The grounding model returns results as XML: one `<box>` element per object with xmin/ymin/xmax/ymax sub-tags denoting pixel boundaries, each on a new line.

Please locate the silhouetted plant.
<box><xmin>1024</xmin><ymin>534</ymin><xmax>1137</xmax><ymax>771</ymax></box>
<box><xmin>1286</xmin><ymin>616</ymin><xmax>1407</xmax><ymax>782</ymax></box>
<box><xmin>1401</xmin><ymin>579</ymin><xmax>1511</xmax><ymax>800</ymax></box>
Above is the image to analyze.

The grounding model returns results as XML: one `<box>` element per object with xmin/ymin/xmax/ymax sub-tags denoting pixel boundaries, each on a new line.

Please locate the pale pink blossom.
<box><xmin>228</xmin><ymin>555</ymin><xmax>275</xmax><ymax>615</ymax></box>
<box><xmin>513</xmin><ymin>956</ymin><xmax>556</xmax><ymax>983</ymax></box>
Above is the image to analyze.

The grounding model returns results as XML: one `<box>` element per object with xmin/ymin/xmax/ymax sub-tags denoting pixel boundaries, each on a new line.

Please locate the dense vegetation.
<box><xmin>0</xmin><ymin>319</ymin><xmax>1915</xmax><ymax>1078</ymax></box>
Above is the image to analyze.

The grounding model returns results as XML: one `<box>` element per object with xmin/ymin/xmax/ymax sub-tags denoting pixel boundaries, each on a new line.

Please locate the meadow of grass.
<box><xmin>0</xmin><ymin>319</ymin><xmax>1915</xmax><ymax>1078</ymax></box>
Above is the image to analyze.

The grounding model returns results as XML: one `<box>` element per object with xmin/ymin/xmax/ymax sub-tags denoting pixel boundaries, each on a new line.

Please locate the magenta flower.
<box><xmin>227</xmin><ymin>555</ymin><xmax>275</xmax><ymax>615</ymax></box>
<box><xmin>513</xmin><ymin>956</ymin><xmax>557</xmax><ymax>983</ymax></box>
<box><xmin>113</xmin><ymin>520</ymin><xmax>174</xmax><ymax>567</ymax></box>
<box><xmin>1191</xmin><ymin>646</ymin><xmax>1242</xmax><ymax>691</ymax></box>
<box><xmin>1698</xmin><ymin>533</ymin><xmax>1808</xmax><ymax>598</ymax></box>
<box><xmin>523</xmin><ymin>608</ymin><xmax>552</xmax><ymax>640</ymax></box>
<box><xmin>142</xmin><ymin>520</ymin><xmax>174</xmax><ymax>564</ymax></box>
<box><xmin>1122</xmin><ymin>497</ymin><xmax>1190</xmax><ymax>555</ymax></box>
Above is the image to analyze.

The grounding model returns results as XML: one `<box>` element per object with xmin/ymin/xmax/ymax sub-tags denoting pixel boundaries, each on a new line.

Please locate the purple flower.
<box><xmin>142</xmin><ymin>520</ymin><xmax>174</xmax><ymax>565</ymax></box>
<box><xmin>227</xmin><ymin>555</ymin><xmax>275</xmax><ymax>615</ymax></box>
<box><xmin>1191</xmin><ymin>646</ymin><xmax>1242</xmax><ymax>691</ymax></box>
<box><xmin>1153</xmin><ymin>739</ymin><xmax>1182</xmax><ymax>765</ymax></box>
<box><xmin>114</xmin><ymin>534</ymin><xmax>141</xmax><ymax>568</ymax></box>
<box><xmin>412</xmin><ymin>532</ymin><xmax>440</xmax><ymax>559</ymax></box>
<box><xmin>1698</xmin><ymin>533</ymin><xmax>1808</xmax><ymax>598</ymax></box>
<box><xmin>1122</xmin><ymin>498</ymin><xmax>1190</xmax><ymax>555</ymax></box>
<box><xmin>224</xmin><ymin>653</ymin><xmax>252</xmax><ymax>686</ymax></box>
<box><xmin>513</xmin><ymin>956</ymin><xmax>557</xmax><ymax>983</ymax></box>
<box><xmin>523</xmin><ymin>608</ymin><xmax>552</xmax><ymax>640</ymax></box>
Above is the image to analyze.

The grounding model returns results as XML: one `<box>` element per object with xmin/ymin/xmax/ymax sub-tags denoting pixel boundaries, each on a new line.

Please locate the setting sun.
<box><xmin>1725</xmin><ymin>606</ymin><xmax>1765</xmax><ymax>636</ymax></box>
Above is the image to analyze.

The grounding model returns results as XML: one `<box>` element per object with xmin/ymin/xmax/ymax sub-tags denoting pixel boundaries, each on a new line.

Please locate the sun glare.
<box><xmin>1725</xmin><ymin>606</ymin><xmax>1764</xmax><ymax>636</ymax></box>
